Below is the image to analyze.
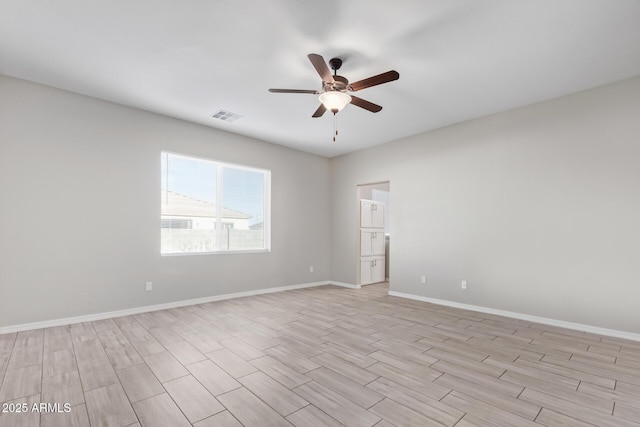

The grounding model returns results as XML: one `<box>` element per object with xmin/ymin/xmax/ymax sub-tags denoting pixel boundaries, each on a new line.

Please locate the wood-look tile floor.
<box><xmin>1</xmin><ymin>283</ymin><xmax>640</xmax><ymax>426</ymax></box>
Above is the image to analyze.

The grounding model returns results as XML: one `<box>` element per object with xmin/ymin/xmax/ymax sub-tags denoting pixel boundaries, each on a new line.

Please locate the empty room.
<box><xmin>2</xmin><ymin>1</ymin><xmax>640</xmax><ymax>426</ymax></box>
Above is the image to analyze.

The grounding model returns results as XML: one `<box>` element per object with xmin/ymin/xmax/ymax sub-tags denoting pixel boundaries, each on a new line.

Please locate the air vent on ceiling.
<box><xmin>211</xmin><ymin>109</ymin><xmax>242</xmax><ymax>123</ymax></box>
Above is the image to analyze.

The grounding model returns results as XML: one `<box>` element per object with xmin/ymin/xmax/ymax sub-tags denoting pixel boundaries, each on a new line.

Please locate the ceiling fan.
<box><xmin>269</xmin><ymin>53</ymin><xmax>400</xmax><ymax>118</ymax></box>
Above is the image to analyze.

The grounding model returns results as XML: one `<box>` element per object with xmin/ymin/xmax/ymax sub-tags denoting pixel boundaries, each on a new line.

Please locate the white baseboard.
<box><xmin>0</xmin><ymin>281</ymin><xmax>348</xmax><ymax>334</ymax></box>
<box><xmin>329</xmin><ymin>281</ymin><xmax>361</xmax><ymax>289</ymax></box>
<box><xmin>388</xmin><ymin>290</ymin><xmax>640</xmax><ymax>343</ymax></box>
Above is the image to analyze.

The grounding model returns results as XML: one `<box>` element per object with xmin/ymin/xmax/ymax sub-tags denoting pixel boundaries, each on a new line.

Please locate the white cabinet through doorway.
<box><xmin>360</xmin><ymin>200</ymin><xmax>384</xmax><ymax>228</ymax></box>
<box><xmin>360</xmin><ymin>229</ymin><xmax>385</xmax><ymax>256</ymax></box>
<box><xmin>361</xmin><ymin>256</ymin><xmax>385</xmax><ymax>285</ymax></box>
<box><xmin>359</xmin><ymin>199</ymin><xmax>386</xmax><ymax>285</ymax></box>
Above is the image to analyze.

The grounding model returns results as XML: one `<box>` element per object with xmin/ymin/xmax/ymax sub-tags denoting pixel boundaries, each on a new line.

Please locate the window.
<box><xmin>160</xmin><ymin>152</ymin><xmax>270</xmax><ymax>255</ymax></box>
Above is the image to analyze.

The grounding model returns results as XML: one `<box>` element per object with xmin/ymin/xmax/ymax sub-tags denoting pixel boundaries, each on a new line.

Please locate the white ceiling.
<box><xmin>2</xmin><ymin>1</ymin><xmax>640</xmax><ymax>158</ymax></box>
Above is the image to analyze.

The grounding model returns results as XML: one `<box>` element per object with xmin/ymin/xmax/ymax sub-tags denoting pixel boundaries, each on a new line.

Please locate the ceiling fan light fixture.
<box><xmin>319</xmin><ymin>91</ymin><xmax>351</xmax><ymax>113</ymax></box>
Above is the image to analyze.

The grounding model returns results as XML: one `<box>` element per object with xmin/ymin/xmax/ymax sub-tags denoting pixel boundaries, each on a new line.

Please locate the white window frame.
<box><xmin>161</xmin><ymin>151</ymin><xmax>271</xmax><ymax>256</ymax></box>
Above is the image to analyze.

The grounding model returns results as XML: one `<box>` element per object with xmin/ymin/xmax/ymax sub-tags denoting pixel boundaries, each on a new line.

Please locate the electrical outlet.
<box><xmin>309</xmin><ymin>266</ymin><xmax>314</xmax><ymax>273</ymax></box>
<box><xmin>421</xmin><ymin>275</ymin><xmax>426</xmax><ymax>284</ymax></box>
<box><xmin>145</xmin><ymin>281</ymin><xmax>153</xmax><ymax>291</ymax></box>
<box><xmin>461</xmin><ymin>280</ymin><xmax>467</xmax><ymax>290</ymax></box>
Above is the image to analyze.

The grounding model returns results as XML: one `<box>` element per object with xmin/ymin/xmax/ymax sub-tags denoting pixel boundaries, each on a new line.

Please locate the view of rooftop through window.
<box><xmin>161</xmin><ymin>152</ymin><xmax>270</xmax><ymax>254</ymax></box>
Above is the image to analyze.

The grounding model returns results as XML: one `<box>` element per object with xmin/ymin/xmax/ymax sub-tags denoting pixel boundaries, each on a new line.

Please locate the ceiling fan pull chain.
<box><xmin>333</xmin><ymin>112</ymin><xmax>338</xmax><ymax>142</ymax></box>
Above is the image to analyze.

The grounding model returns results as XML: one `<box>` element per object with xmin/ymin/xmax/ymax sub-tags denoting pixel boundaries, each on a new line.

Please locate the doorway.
<box><xmin>356</xmin><ymin>182</ymin><xmax>390</xmax><ymax>286</ymax></box>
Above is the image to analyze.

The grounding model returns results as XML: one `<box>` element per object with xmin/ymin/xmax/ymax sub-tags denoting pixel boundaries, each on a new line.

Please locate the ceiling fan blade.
<box><xmin>349</xmin><ymin>70</ymin><xmax>399</xmax><ymax>92</ymax></box>
<box><xmin>350</xmin><ymin>95</ymin><xmax>383</xmax><ymax>113</ymax></box>
<box><xmin>311</xmin><ymin>104</ymin><xmax>327</xmax><ymax>118</ymax></box>
<box><xmin>308</xmin><ymin>54</ymin><xmax>335</xmax><ymax>84</ymax></box>
<box><xmin>269</xmin><ymin>88</ymin><xmax>319</xmax><ymax>94</ymax></box>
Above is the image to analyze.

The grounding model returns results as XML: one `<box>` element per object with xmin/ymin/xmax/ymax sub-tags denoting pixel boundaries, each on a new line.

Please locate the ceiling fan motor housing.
<box><xmin>325</xmin><ymin>75</ymin><xmax>349</xmax><ymax>92</ymax></box>
<box><xmin>326</xmin><ymin>58</ymin><xmax>349</xmax><ymax>91</ymax></box>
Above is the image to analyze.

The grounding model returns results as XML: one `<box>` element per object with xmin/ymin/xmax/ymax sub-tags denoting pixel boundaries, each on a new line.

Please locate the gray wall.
<box><xmin>331</xmin><ymin>75</ymin><xmax>640</xmax><ymax>333</ymax></box>
<box><xmin>0</xmin><ymin>75</ymin><xmax>331</xmax><ymax>327</ymax></box>
<box><xmin>3</xmin><ymin>73</ymin><xmax>640</xmax><ymax>334</ymax></box>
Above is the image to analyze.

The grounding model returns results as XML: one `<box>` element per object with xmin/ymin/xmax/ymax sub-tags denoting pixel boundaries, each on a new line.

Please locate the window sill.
<box><xmin>161</xmin><ymin>248</ymin><xmax>271</xmax><ymax>257</ymax></box>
